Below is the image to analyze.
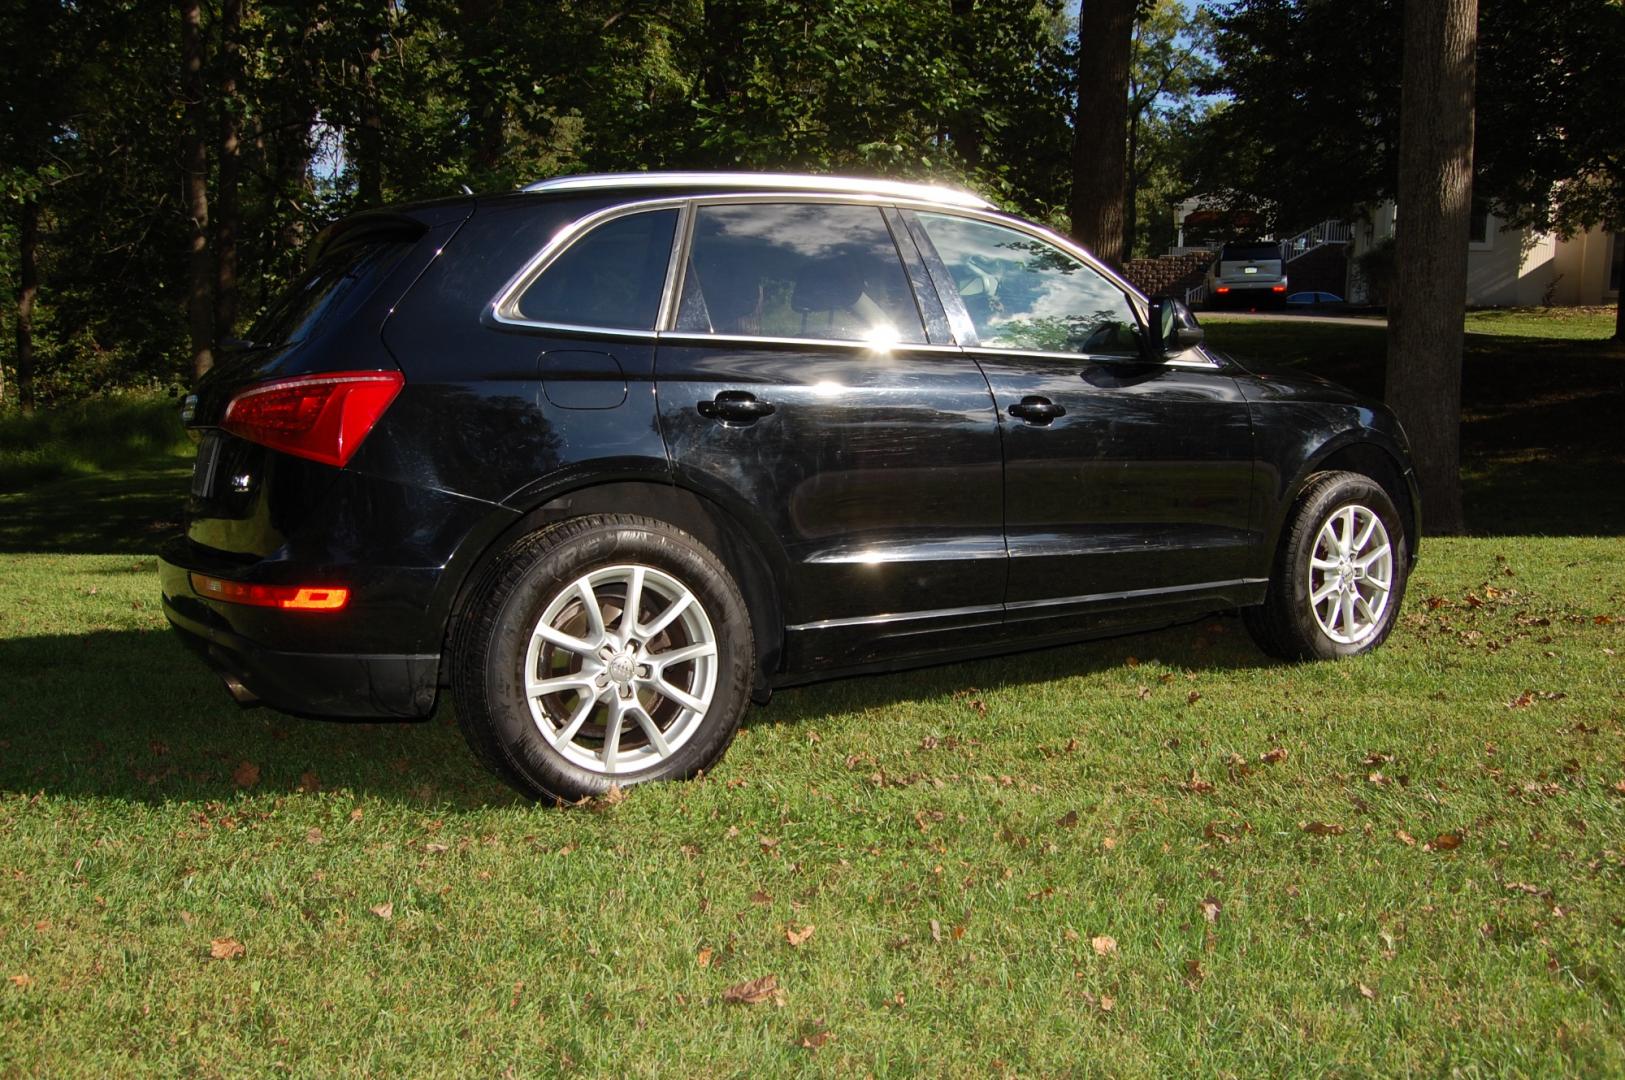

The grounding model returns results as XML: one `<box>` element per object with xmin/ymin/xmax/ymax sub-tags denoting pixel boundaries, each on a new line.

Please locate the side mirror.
<box><xmin>1149</xmin><ymin>295</ymin><xmax>1204</xmax><ymax>357</ymax></box>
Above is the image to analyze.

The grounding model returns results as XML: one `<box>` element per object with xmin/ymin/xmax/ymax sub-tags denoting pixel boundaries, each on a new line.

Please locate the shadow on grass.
<box><xmin>0</xmin><ymin>617</ymin><xmax>1269</xmax><ymax>805</ymax></box>
<box><xmin>0</xmin><ymin>456</ymin><xmax>190</xmax><ymax>555</ymax></box>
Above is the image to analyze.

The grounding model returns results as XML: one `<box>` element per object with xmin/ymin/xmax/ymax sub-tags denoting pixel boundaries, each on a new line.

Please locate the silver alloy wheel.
<box><xmin>523</xmin><ymin>564</ymin><xmax>718</xmax><ymax>776</ymax></box>
<box><xmin>1307</xmin><ymin>503</ymin><xmax>1394</xmax><ymax>646</ymax></box>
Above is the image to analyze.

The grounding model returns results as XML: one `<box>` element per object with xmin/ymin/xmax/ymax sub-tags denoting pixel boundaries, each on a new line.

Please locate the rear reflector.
<box><xmin>1215</xmin><ymin>286</ymin><xmax>1230</xmax><ymax>294</ymax></box>
<box><xmin>190</xmin><ymin>573</ymin><xmax>350</xmax><ymax>611</ymax></box>
<box><xmin>1271</xmin><ymin>284</ymin><xmax>1287</xmax><ymax>292</ymax></box>
<box><xmin>221</xmin><ymin>370</ymin><xmax>403</xmax><ymax>467</ymax></box>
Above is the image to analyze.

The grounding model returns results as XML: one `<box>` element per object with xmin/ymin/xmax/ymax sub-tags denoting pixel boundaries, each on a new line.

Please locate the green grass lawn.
<box><xmin>2</xmin><ymin>315</ymin><xmax>1622</xmax><ymax>1076</ymax></box>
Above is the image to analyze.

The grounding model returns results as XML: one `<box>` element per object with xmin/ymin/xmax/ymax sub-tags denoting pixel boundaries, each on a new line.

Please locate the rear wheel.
<box><xmin>453</xmin><ymin>515</ymin><xmax>754</xmax><ymax>801</ymax></box>
<box><xmin>1244</xmin><ymin>471</ymin><xmax>1409</xmax><ymax>661</ymax></box>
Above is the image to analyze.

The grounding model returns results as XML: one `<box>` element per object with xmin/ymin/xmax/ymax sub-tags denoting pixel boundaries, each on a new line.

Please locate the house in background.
<box><xmin>1349</xmin><ymin>200</ymin><xmax>1622</xmax><ymax>307</ymax></box>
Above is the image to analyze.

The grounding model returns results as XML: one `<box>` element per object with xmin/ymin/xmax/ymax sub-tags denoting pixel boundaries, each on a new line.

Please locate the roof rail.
<box><xmin>520</xmin><ymin>171</ymin><xmax>992</xmax><ymax>210</ymax></box>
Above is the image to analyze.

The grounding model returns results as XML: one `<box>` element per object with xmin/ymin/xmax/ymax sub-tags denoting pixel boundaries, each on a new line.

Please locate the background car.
<box><xmin>160</xmin><ymin>173</ymin><xmax>1418</xmax><ymax>802</ymax></box>
<box><xmin>1204</xmin><ymin>240</ymin><xmax>1289</xmax><ymax>306</ymax></box>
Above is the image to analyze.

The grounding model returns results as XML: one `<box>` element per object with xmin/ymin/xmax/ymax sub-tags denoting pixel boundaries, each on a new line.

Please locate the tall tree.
<box><xmin>1125</xmin><ymin>0</ymin><xmax>1213</xmax><ymax>257</ymax></box>
<box><xmin>1385</xmin><ymin>0</ymin><xmax>1478</xmax><ymax>535</ymax></box>
<box><xmin>214</xmin><ymin>0</ymin><xmax>243</xmax><ymax>347</ymax></box>
<box><xmin>179</xmin><ymin>0</ymin><xmax>213</xmax><ymax>380</ymax></box>
<box><xmin>1070</xmin><ymin>0</ymin><xmax>1136</xmax><ymax>267</ymax></box>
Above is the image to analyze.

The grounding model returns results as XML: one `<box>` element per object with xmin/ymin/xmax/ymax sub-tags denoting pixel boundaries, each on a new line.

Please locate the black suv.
<box><xmin>161</xmin><ymin>172</ymin><xmax>1418</xmax><ymax>801</ymax></box>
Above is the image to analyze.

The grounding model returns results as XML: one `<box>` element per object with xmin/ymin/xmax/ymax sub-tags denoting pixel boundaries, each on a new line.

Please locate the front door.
<box><xmin>906</xmin><ymin>211</ymin><xmax>1257</xmax><ymax>634</ymax></box>
<box><xmin>656</xmin><ymin>200</ymin><xmax>1006</xmax><ymax>670</ymax></box>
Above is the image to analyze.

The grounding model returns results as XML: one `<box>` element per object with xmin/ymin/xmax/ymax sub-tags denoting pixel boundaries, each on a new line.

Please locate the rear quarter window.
<box><xmin>516</xmin><ymin>209</ymin><xmax>678</xmax><ymax>330</ymax></box>
<box><xmin>249</xmin><ymin>236</ymin><xmax>416</xmax><ymax>346</ymax></box>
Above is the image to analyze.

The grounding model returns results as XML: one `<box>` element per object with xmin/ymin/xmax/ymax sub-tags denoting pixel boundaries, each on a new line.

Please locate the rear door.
<box><xmin>906</xmin><ymin>210</ymin><xmax>1258</xmax><ymax>635</ymax></box>
<box><xmin>654</xmin><ymin>199</ymin><xmax>1006</xmax><ymax>670</ymax></box>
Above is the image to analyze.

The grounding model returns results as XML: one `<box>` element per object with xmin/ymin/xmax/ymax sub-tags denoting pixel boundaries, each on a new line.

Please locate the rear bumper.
<box><xmin>159</xmin><ymin>552</ymin><xmax>440</xmax><ymax>719</ymax></box>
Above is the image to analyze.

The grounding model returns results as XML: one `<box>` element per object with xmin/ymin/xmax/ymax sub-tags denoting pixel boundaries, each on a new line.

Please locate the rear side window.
<box><xmin>1220</xmin><ymin>243</ymin><xmax>1283</xmax><ymax>262</ymax></box>
<box><xmin>674</xmin><ymin>203</ymin><xmax>926</xmax><ymax>345</ymax></box>
<box><xmin>249</xmin><ymin>236</ymin><xmax>415</xmax><ymax>346</ymax></box>
<box><xmin>518</xmin><ymin>209</ymin><xmax>678</xmax><ymax>330</ymax></box>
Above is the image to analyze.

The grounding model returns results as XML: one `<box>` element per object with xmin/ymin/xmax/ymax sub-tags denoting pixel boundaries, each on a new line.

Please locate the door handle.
<box><xmin>698</xmin><ymin>390</ymin><xmax>775</xmax><ymax>423</ymax></box>
<box><xmin>1007</xmin><ymin>396</ymin><xmax>1066</xmax><ymax>425</ymax></box>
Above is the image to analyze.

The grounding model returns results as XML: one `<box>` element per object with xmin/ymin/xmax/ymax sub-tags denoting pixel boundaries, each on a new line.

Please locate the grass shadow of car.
<box><xmin>0</xmin><ymin>617</ymin><xmax>1273</xmax><ymax>806</ymax></box>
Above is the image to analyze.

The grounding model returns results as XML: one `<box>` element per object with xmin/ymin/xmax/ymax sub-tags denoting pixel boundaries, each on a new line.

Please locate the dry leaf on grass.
<box><xmin>209</xmin><ymin>938</ymin><xmax>245</xmax><ymax>960</ymax></box>
<box><xmin>298</xmin><ymin>770</ymin><xmax>320</xmax><ymax>793</ymax></box>
<box><xmin>1183</xmin><ymin>958</ymin><xmax>1206</xmax><ymax>986</ymax></box>
<box><xmin>1394</xmin><ymin>829</ymin><xmax>1417</xmax><ymax>846</ymax></box>
<box><xmin>305</xmin><ymin>827</ymin><xmax>324</xmax><ymax>845</ymax></box>
<box><xmin>1091</xmin><ymin>935</ymin><xmax>1118</xmax><ymax>956</ymax></box>
<box><xmin>786</xmin><ymin>925</ymin><xmax>815</xmax><ymax>947</ymax></box>
<box><xmin>696</xmin><ymin>947</ymin><xmax>714</xmax><ymax>968</ymax></box>
<box><xmin>723</xmin><ymin>974</ymin><xmax>779</xmax><ymax>1005</ymax></box>
<box><xmin>370</xmin><ymin>902</ymin><xmax>394</xmax><ymax>920</ymax></box>
<box><xmin>1180</xmin><ymin>772</ymin><xmax>1215</xmax><ymax>795</ymax></box>
<box><xmin>1200</xmin><ymin>897</ymin><xmax>1222</xmax><ymax>924</ymax></box>
<box><xmin>1260</xmin><ymin>747</ymin><xmax>1288</xmax><ymax>764</ymax></box>
<box><xmin>1301</xmin><ymin>821</ymin><xmax>1346</xmax><ymax>836</ymax></box>
<box><xmin>800</xmin><ymin>1029</ymin><xmax>832</xmax><ymax>1050</ymax></box>
<box><xmin>1358</xmin><ymin>982</ymin><xmax>1377</xmax><ymax>1001</ymax></box>
<box><xmin>8</xmin><ymin>974</ymin><xmax>33</xmax><ymax>988</ymax></box>
<box><xmin>1425</xmin><ymin>833</ymin><xmax>1462</xmax><ymax>852</ymax></box>
<box><xmin>231</xmin><ymin>761</ymin><xmax>260</xmax><ymax>789</ymax></box>
<box><xmin>1056</xmin><ymin>810</ymin><xmax>1079</xmax><ymax>829</ymax></box>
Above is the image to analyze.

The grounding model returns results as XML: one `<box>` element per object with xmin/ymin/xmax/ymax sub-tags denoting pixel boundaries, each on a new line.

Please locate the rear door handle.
<box><xmin>1008</xmin><ymin>396</ymin><xmax>1066</xmax><ymax>425</ymax></box>
<box><xmin>698</xmin><ymin>390</ymin><xmax>775</xmax><ymax>423</ymax></box>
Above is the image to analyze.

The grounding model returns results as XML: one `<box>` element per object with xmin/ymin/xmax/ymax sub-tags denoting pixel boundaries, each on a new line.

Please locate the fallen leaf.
<box><xmin>723</xmin><ymin>974</ymin><xmax>779</xmax><ymax>1005</ymax></box>
<box><xmin>1260</xmin><ymin>747</ymin><xmax>1288</xmax><ymax>764</ymax></box>
<box><xmin>1180</xmin><ymin>771</ymin><xmax>1215</xmax><ymax>795</ymax></box>
<box><xmin>209</xmin><ymin>938</ymin><xmax>245</xmax><ymax>960</ymax></box>
<box><xmin>1099</xmin><ymin>995</ymin><xmax>1115</xmax><ymax>1012</ymax></box>
<box><xmin>1301</xmin><ymin>821</ymin><xmax>1346</xmax><ymax>836</ymax></box>
<box><xmin>1200</xmin><ymin>897</ymin><xmax>1222</xmax><ymax>924</ymax></box>
<box><xmin>758</xmin><ymin>836</ymin><xmax>780</xmax><ymax>852</ymax></box>
<box><xmin>800</xmin><ymin>1030</ymin><xmax>832</xmax><ymax>1050</ymax></box>
<box><xmin>370</xmin><ymin>902</ymin><xmax>394</xmax><ymax>920</ymax></box>
<box><xmin>750</xmin><ymin>889</ymin><xmax>772</xmax><ymax>905</ymax></box>
<box><xmin>1507</xmin><ymin>691</ymin><xmax>1535</xmax><ymax>709</ymax></box>
<box><xmin>425</xmin><ymin>841</ymin><xmax>448</xmax><ymax>854</ymax></box>
<box><xmin>1394</xmin><ymin>829</ymin><xmax>1416</xmax><ymax>846</ymax></box>
<box><xmin>1101</xmin><ymin>836</ymin><xmax>1117</xmax><ymax>850</ymax></box>
<box><xmin>8</xmin><ymin>974</ymin><xmax>33</xmax><ymax>988</ymax></box>
<box><xmin>305</xmin><ymin>827</ymin><xmax>324</xmax><ymax>845</ymax></box>
<box><xmin>349</xmin><ymin>808</ymin><xmax>364</xmax><ymax>823</ymax></box>
<box><xmin>232</xmin><ymin>761</ymin><xmax>261</xmax><ymax>789</ymax></box>
<box><xmin>298</xmin><ymin>771</ymin><xmax>320</xmax><ymax>793</ymax></box>
<box><xmin>1425</xmin><ymin>833</ymin><xmax>1462</xmax><ymax>852</ymax></box>
<box><xmin>1091</xmin><ymin>935</ymin><xmax>1118</xmax><ymax>956</ymax></box>
<box><xmin>930</xmin><ymin>919</ymin><xmax>942</xmax><ymax>943</ymax></box>
<box><xmin>1363</xmin><ymin>752</ymin><xmax>1394</xmax><ymax>766</ymax></box>
<box><xmin>696</xmin><ymin>947</ymin><xmax>714</xmax><ymax>968</ymax></box>
<box><xmin>1125</xmin><ymin>656</ymin><xmax>1140</xmax><ymax>667</ymax></box>
<box><xmin>1186</xmin><ymin>691</ymin><xmax>1203</xmax><ymax>706</ymax></box>
<box><xmin>786</xmin><ymin>925</ymin><xmax>815</xmax><ymax>947</ymax></box>
<box><xmin>1358</xmin><ymin>982</ymin><xmax>1377</xmax><ymax>1001</ymax></box>
<box><xmin>1183</xmin><ymin>957</ymin><xmax>1206</xmax><ymax>986</ymax></box>
<box><xmin>1056</xmin><ymin>810</ymin><xmax>1079</xmax><ymax>829</ymax></box>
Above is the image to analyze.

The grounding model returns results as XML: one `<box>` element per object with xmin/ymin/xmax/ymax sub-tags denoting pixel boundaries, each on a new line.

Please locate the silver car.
<box><xmin>1205</xmin><ymin>241</ymin><xmax>1287</xmax><ymax>306</ymax></box>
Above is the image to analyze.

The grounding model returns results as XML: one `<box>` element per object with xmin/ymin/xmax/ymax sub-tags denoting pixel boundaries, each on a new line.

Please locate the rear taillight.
<box><xmin>220</xmin><ymin>370</ymin><xmax>403</xmax><ymax>467</ymax></box>
<box><xmin>1271</xmin><ymin>284</ymin><xmax>1287</xmax><ymax>293</ymax></box>
<box><xmin>190</xmin><ymin>573</ymin><xmax>349</xmax><ymax>611</ymax></box>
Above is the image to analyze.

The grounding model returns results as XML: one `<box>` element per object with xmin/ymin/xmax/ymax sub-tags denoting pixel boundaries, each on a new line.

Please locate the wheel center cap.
<box><xmin>606</xmin><ymin>652</ymin><xmax>637</xmax><ymax>685</ymax></box>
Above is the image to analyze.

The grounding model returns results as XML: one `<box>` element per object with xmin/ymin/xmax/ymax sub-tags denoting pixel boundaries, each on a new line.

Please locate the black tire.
<box><xmin>1243</xmin><ymin>470</ymin><xmax>1410</xmax><ymax>662</ymax></box>
<box><xmin>452</xmin><ymin>514</ymin><xmax>755</xmax><ymax>802</ymax></box>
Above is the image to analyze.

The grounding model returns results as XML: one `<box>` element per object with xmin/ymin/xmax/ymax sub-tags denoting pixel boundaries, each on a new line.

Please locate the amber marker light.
<box><xmin>190</xmin><ymin>573</ymin><xmax>350</xmax><ymax>611</ymax></box>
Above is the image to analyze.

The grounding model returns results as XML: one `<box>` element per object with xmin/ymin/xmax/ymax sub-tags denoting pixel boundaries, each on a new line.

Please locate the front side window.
<box><xmin>517</xmin><ymin>208</ymin><xmax>678</xmax><ymax>329</ymax></box>
<box><xmin>674</xmin><ymin>203</ymin><xmax>926</xmax><ymax>345</ymax></box>
<box><xmin>915</xmin><ymin>213</ymin><xmax>1143</xmax><ymax>357</ymax></box>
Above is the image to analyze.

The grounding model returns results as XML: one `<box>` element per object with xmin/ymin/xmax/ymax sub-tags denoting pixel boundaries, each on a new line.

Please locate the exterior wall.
<box><xmin>1350</xmin><ymin>199</ymin><xmax>1618</xmax><ymax>307</ymax></box>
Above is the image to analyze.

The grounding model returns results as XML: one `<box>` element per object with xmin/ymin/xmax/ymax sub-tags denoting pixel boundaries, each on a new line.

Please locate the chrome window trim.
<box><xmin>962</xmin><ymin>346</ymin><xmax>1219</xmax><ymax>371</ymax></box>
<box><xmin>521</xmin><ymin>171</ymin><xmax>991</xmax><ymax>209</ymax></box>
<box><xmin>658</xmin><ymin>331</ymin><xmax>966</xmax><ymax>355</ymax></box>
<box><xmin>489</xmin><ymin>196</ymin><xmax>687</xmax><ymax>334</ymax></box>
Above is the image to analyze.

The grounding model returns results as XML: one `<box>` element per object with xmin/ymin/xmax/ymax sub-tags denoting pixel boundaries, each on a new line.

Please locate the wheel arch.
<box><xmin>1267</xmin><ymin>436</ymin><xmax>1419</xmax><ymax>569</ymax></box>
<box><xmin>437</xmin><ymin>478</ymin><xmax>789</xmax><ymax>693</ymax></box>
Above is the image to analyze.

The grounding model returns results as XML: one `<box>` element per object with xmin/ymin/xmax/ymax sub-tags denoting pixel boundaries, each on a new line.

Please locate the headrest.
<box><xmin>791</xmin><ymin>258</ymin><xmax>864</xmax><ymax>312</ymax></box>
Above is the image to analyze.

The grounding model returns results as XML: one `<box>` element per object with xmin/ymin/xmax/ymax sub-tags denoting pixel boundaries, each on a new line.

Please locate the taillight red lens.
<box><xmin>1215</xmin><ymin>286</ymin><xmax>1230</xmax><ymax>294</ymax></box>
<box><xmin>1271</xmin><ymin>284</ymin><xmax>1287</xmax><ymax>293</ymax></box>
<box><xmin>221</xmin><ymin>370</ymin><xmax>403</xmax><ymax>467</ymax></box>
<box><xmin>190</xmin><ymin>573</ymin><xmax>349</xmax><ymax>611</ymax></box>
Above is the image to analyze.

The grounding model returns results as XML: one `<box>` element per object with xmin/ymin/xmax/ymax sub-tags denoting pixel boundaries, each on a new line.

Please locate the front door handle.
<box><xmin>698</xmin><ymin>390</ymin><xmax>775</xmax><ymax>424</ymax></box>
<box><xmin>1008</xmin><ymin>396</ymin><xmax>1066</xmax><ymax>425</ymax></box>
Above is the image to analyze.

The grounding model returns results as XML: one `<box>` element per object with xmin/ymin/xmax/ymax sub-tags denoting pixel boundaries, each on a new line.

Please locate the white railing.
<box><xmin>1185</xmin><ymin>282</ymin><xmax>1209</xmax><ymax>306</ymax></box>
<box><xmin>1282</xmin><ymin>220</ymin><xmax>1352</xmax><ymax>263</ymax></box>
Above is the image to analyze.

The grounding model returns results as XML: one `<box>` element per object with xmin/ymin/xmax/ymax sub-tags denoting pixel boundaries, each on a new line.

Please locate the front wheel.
<box><xmin>1244</xmin><ymin>471</ymin><xmax>1410</xmax><ymax>661</ymax></box>
<box><xmin>452</xmin><ymin>515</ymin><xmax>755</xmax><ymax>801</ymax></box>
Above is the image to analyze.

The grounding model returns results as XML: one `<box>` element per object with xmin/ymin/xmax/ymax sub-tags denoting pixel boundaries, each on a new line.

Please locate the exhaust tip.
<box><xmin>220</xmin><ymin>672</ymin><xmax>261</xmax><ymax>708</ymax></box>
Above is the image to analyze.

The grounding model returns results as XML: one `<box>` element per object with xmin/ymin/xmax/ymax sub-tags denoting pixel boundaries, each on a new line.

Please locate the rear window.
<box><xmin>517</xmin><ymin>209</ymin><xmax>678</xmax><ymax>330</ymax></box>
<box><xmin>1220</xmin><ymin>243</ymin><xmax>1283</xmax><ymax>262</ymax></box>
<box><xmin>249</xmin><ymin>235</ymin><xmax>416</xmax><ymax>347</ymax></box>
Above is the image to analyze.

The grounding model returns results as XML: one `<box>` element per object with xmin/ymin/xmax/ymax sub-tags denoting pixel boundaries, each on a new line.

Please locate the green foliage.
<box><xmin>0</xmin><ymin>392</ymin><xmax>188</xmax><ymax>491</ymax></box>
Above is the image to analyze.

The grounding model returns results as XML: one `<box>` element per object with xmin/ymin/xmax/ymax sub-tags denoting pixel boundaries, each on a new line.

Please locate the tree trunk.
<box><xmin>180</xmin><ymin>0</ymin><xmax>213</xmax><ymax>381</ymax></box>
<box><xmin>1385</xmin><ymin>0</ymin><xmax>1477</xmax><ymax>535</ymax></box>
<box><xmin>1124</xmin><ymin>109</ymin><xmax>1139</xmax><ymax>260</ymax></box>
<box><xmin>1069</xmin><ymin>0</ymin><xmax>1135</xmax><ymax>269</ymax></box>
<box><xmin>214</xmin><ymin>0</ymin><xmax>242</xmax><ymax>347</ymax></box>
<box><xmin>14</xmin><ymin>199</ymin><xmax>40</xmax><ymax>411</ymax></box>
<box><xmin>1615</xmin><ymin>291</ymin><xmax>1623</xmax><ymax>342</ymax></box>
<box><xmin>947</xmin><ymin>0</ymin><xmax>982</xmax><ymax>172</ymax></box>
<box><xmin>357</xmin><ymin>39</ymin><xmax>384</xmax><ymax>207</ymax></box>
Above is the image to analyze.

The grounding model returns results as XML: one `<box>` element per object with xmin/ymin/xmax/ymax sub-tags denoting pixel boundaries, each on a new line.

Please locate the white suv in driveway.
<box><xmin>1205</xmin><ymin>241</ymin><xmax>1287</xmax><ymax>306</ymax></box>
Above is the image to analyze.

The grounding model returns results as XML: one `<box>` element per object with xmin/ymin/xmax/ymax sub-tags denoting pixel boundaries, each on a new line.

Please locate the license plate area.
<box><xmin>190</xmin><ymin>433</ymin><xmax>223</xmax><ymax>498</ymax></box>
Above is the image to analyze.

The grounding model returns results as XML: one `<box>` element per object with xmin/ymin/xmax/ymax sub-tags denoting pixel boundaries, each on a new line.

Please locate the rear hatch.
<box><xmin>181</xmin><ymin>204</ymin><xmax>468</xmax><ymax>557</ymax></box>
<box><xmin>1216</xmin><ymin>242</ymin><xmax>1285</xmax><ymax>285</ymax></box>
